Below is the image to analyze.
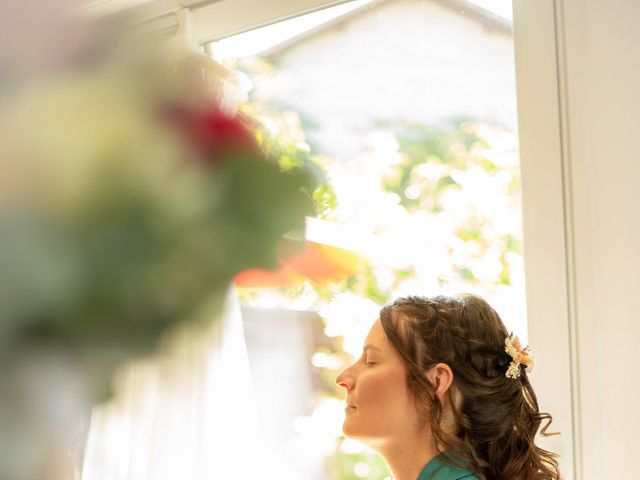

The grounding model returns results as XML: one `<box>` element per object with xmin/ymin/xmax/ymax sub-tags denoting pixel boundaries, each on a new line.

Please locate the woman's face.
<box><xmin>335</xmin><ymin>319</ymin><xmax>424</xmax><ymax>444</ymax></box>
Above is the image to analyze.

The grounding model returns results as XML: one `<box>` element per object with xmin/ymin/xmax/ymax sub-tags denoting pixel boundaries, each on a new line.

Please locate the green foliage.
<box><xmin>258</xmin><ymin>128</ymin><xmax>336</xmax><ymax>218</ymax></box>
<box><xmin>382</xmin><ymin>120</ymin><xmax>482</xmax><ymax>212</ymax></box>
<box><xmin>505</xmin><ymin>234</ymin><xmax>520</xmax><ymax>253</ymax></box>
<box><xmin>499</xmin><ymin>253</ymin><xmax>512</xmax><ymax>286</ymax></box>
<box><xmin>237</xmin><ymin>59</ymin><xmax>337</xmax><ymax>218</ymax></box>
<box><xmin>313</xmin><ymin>263</ymin><xmax>395</xmax><ymax>307</ymax></box>
<box><xmin>313</xmin><ymin>183</ymin><xmax>339</xmax><ymax>219</ymax></box>
<box><xmin>326</xmin><ymin>438</ymin><xmax>390</xmax><ymax>480</ymax></box>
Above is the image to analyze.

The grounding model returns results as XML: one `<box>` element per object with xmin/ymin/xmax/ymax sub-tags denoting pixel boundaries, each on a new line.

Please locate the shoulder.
<box><xmin>458</xmin><ymin>472</ymin><xmax>477</xmax><ymax>479</ymax></box>
<box><xmin>431</xmin><ymin>465</ymin><xmax>478</xmax><ymax>480</ymax></box>
<box><xmin>417</xmin><ymin>454</ymin><xmax>478</xmax><ymax>480</ymax></box>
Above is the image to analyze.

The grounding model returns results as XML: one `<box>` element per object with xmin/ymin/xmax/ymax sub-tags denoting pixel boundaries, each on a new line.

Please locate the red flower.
<box><xmin>164</xmin><ymin>105</ymin><xmax>261</xmax><ymax>166</ymax></box>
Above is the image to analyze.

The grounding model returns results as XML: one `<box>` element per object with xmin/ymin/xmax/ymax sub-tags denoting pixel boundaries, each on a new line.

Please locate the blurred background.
<box><xmin>1</xmin><ymin>1</ymin><xmax>638</xmax><ymax>480</ymax></box>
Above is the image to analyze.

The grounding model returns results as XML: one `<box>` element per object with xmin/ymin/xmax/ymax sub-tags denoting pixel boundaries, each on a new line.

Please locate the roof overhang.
<box><xmin>81</xmin><ymin>0</ymin><xmax>355</xmax><ymax>44</ymax></box>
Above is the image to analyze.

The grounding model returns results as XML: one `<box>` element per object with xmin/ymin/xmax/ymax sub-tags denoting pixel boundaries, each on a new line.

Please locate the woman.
<box><xmin>335</xmin><ymin>294</ymin><xmax>561</xmax><ymax>480</ymax></box>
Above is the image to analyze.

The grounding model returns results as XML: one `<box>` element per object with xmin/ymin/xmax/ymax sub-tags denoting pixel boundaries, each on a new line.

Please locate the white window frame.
<box><xmin>513</xmin><ymin>0</ymin><xmax>577</xmax><ymax>477</ymax></box>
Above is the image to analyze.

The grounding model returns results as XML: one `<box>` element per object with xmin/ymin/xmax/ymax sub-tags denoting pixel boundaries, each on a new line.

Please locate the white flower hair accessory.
<box><xmin>504</xmin><ymin>334</ymin><xmax>534</xmax><ymax>379</ymax></box>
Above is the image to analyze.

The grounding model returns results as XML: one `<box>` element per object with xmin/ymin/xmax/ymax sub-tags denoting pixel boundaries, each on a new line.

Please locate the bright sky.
<box><xmin>470</xmin><ymin>0</ymin><xmax>512</xmax><ymax>20</ymax></box>
<box><xmin>211</xmin><ymin>0</ymin><xmax>513</xmax><ymax>60</ymax></box>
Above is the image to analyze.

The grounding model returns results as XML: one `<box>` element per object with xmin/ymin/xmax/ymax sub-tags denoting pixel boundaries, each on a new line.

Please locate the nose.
<box><xmin>335</xmin><ymin>365</ymin><xmax>354</xmax><ymax>391</ymax></box>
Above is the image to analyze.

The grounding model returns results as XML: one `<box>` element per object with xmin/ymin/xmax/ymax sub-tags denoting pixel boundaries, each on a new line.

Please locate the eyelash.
<box><xmin>365</xmin><ymin>361</ymin><xmax>376</xmax><ymax>367</ymax></box>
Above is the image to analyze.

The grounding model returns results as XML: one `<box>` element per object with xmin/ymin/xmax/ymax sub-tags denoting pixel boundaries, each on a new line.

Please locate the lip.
<box><xmin>345</xmin><ymin>404</ymin><xmax>357</xmax><ymax>410</ymax></box>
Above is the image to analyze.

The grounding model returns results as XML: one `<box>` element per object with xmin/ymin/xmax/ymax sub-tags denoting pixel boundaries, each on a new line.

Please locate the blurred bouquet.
<box><xmin>1</xmin><ymin>90</ymin><xmax>313</xmax><ymax>378</ymax></box>
<box><xmin>0</xmin><ymin>10</ymin><xmax>315</xmax><ymax>478</ymax></box>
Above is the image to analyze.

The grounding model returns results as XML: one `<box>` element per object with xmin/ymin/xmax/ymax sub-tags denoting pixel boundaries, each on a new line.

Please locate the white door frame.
<box><xmin>513</xmin><ymin>0</ymin><xmax>578</xmax><ymax>478</ymax></box>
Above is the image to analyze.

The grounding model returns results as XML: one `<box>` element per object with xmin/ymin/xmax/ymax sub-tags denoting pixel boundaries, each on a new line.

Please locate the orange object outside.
<box><xmin>234</xmin><ymin>238</ymin><xmax>365</xmax><ymax>288</ymax></box>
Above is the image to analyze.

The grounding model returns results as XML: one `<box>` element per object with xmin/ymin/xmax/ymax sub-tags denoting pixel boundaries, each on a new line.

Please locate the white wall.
<box><xmin>562</xmin><ymin>0</ymin><xmax>640</xmax><ymax>477</ymax></box>
<box><xmin>515</xmin><ymin>0</ymin><xmax>640</xmax><ymax>478</ymax></box>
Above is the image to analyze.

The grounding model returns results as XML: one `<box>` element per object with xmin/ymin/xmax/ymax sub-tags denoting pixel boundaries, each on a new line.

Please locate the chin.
<box><xmin>342</xmin><ymin>421</ymin><xmax>374</xmax><ymax>442</ymax></box>
<box><xmin>342</xmin><ymin>419</ymin><xmax>353</xmax><ymax>436</ymax></box>
<box><xmin>342</xmin><ymin>419</ymin><xmax>359</xmax><ymax>439</ymax></box>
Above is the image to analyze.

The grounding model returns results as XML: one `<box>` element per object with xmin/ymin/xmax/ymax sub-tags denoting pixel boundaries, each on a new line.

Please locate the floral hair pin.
<box><xmin>504</xmin><ymin>334</ymin><xmax>534</xmax><ymax>379</ymax></box>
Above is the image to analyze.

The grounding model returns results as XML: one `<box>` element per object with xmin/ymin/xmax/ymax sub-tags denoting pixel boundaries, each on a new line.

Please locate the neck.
<box><xmin>370</xmin><ymin>431</ymin><xmax>437</xmax><ymax>480</ymax></box>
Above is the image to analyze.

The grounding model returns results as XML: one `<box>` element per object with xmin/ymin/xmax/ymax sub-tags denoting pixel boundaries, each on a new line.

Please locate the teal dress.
<box><xmin>416</xmin><ymin>454</ymin><xmax>477</xmax><ymax>480</ymax></box>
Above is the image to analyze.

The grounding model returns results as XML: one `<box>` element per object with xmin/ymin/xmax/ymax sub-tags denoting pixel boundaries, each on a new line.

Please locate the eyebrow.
<box><xmin>363</xmin><ymin>344</ymin><xmax>383</xmax><ymax>352</ymax></box>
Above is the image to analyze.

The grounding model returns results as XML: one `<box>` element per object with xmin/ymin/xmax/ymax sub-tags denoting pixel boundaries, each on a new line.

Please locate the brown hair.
<box><xmin>379</xmin><ymin>294</ymin><xmax>560</xmax><ymax>480</ymax></box>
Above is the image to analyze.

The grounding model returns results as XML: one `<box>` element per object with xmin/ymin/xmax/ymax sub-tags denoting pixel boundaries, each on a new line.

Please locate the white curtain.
<box><xmin>80</xmin><ymin>288</ymin><xmax>272</xmax><ymax>480</ymax></box>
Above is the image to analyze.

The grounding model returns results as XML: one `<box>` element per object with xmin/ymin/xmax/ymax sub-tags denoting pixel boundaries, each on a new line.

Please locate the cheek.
<box><xmin>347</xmin><ymin>368</ymin><xmax>419</xmax><ymax>437</ymax></box>
<box><xmin>360</xmin><ymin>371</ymin><xmax>407</xmax><ymax>409</ymax></box>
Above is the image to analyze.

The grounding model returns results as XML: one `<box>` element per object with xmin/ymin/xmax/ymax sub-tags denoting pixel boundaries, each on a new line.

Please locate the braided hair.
<box><xmin>379</xmin><ymin>294</ymin><xmax>560</xmax><ymax>480</ymax></box>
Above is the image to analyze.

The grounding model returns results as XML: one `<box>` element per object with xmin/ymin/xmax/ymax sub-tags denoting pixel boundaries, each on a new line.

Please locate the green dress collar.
<box><xmin>416</xmin><ymin>453</ymin><xmax>477</xmax><ymax>480</ymax></box>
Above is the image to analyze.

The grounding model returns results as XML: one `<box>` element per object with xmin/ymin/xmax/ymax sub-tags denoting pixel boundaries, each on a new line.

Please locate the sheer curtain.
<box><xmin>80</xmin><ymin>289</ymin><xmax>273</xmax><ymax>480</ymax></box>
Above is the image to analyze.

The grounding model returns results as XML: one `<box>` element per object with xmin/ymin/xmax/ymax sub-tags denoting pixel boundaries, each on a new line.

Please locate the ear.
<box><xmin>425</xmin><ymin>363</ymin><xmax>454</xmax><ymax>403</ymax></box>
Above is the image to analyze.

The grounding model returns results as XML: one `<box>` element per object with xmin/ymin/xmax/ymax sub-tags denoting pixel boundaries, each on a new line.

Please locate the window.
<box><xmin>213</xmin><ymin>1</ymin><xmax>531</xmax><ymax>477</ymax></box>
